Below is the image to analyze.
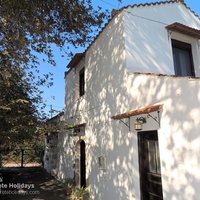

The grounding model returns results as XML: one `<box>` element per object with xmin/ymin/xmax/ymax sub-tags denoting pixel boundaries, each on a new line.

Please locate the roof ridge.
<box><xmin>66</xmin><ymin>0</ymin><xmax>200</xmax><ymax>71</ymax></box>
<box><xmin>180</xmin><ymin>1</ymin><xmax>200</xmax><ymax>21</ymax></box>
<box><xmin>115</xmin><ymin>0</ymin><xmax>179</xmax><ymax>13</ymax></box>
<box><xmin>116</xmin><ymin>0</ymin><xmax>200</xmax><ymax>21</ymax></box>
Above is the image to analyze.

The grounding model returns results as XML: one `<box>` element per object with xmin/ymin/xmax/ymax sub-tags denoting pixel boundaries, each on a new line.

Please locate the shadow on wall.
<box><xmin>85</xmin><ymin>21</ymin><xmax>200</xmax><ymax>200</ymax></box>
<box><xmin>84</xmin><ymin>12</ymin><xmax>140</xmax><ymax>200</ymax></box>
<box><xmin>64</xmin><ymin>6</ymin><xmax>200</xmax><ymax>200</ymax></box>
<box><xmin>87</xmin><ymin>68</ymin><xmax>200</xmax><ymax>200</ymax></box>
<box><xmin>55</xmin><ymin>132</ymin><xmax>74</xmax><ymax>181</ymax></box>
<box><xmin>128</xmin><ymin>73</ymin><xmax>200</xmax><ymax>200</ymax></box>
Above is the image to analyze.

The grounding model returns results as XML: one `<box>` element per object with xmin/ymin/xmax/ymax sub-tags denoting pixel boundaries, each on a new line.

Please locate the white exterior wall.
<box><xmin>84</xmin><ymin>12</ymin><xmax>130</xmax><ymax>199</ymax></box>
<box><xmin>65</xmin><ymin>59</ymin><xmax>86</xmax><ymax>121</ymax></box>
<box><xmin>126</xmin><ymin>73</ymin><xmax>200</xmax><ymax>200</ymax></box>
<box><xmin>55</xmin><ymin>131</ymin><xmax>74</xmax><ymax>180</ymax></box>
<box><xmin>124</xmin><ymin>3</ymin><xmax>200</xmax><ymax>76</ymax></box>
<box><xmin>55</xmin><ymin>59</ymin><xmax>87</xmax><ymax>181</ymax></box>
<box><xmin>64</xmin><ymin>12</ymin><xmax>132</xmax><ymax>199</ymax></box>
<box><xmin>62</xmin><ymin>2</ymin><xmax>200</xmax><ymax>200</ymax></box>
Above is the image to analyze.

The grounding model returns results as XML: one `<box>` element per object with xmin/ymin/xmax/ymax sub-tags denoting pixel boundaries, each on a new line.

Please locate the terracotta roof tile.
<box><xmin>117</xmin><ymin>0</ymin><xmax>181</xmax><ymax>11</ymax></box>
<box><xmin>111</xmin><ymin>104</ymin><xmax>163</xmax><ymax>120</ymax></box>
<box><xmin>65</xmin><ymin>53</ymin><xmax>85</xmax><ymax>77</ymax></box>
<box><xmin>67</xmin><ymin>53</ymin><xmax>85</xmax><ymax>68</ymax></box>
<box><xmin>114</xmin><ymin>0</ymin><xmax>199</xmax><ymax>21</ymax></box>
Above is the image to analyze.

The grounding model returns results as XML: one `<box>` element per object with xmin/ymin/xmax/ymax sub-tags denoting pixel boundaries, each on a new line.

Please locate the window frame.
<box><xmin>171</xmin><ymin>39</ymin><xmax>195</xmax><ymax>77</ymax></box>
<box><xmin>79</xmin><ymin>67</ymin><xmax>85</xmax><ymax>97</ymax></box>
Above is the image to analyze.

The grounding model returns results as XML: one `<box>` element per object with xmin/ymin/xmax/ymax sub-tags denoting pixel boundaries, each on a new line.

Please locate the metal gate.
<box><xmin>0</xmin><ymin>148</ymin><xmax>44</xmax><ymax>168</ymax></box>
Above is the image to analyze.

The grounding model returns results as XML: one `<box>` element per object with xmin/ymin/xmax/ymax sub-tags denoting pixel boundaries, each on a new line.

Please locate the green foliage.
<box><xmin>0</xmin><ymin>0</ymin><xmax>109</xmax><ymax>151</ymax></box>
<box><xmin>0</xmin><ymin>67</ymin><xmax>46</xmax><ymax>167</ymax></box>
<box><xmin>64</xmin><ymin>178</ymin><xmax>76</xmax><ymax>188</ymax></box>
<box><xmin>0</xmin><ymin>0</ymin><xmax>107</xmax><ymax>69</ymax></box>
<box><xmin>0</xmin><ymin>67</ymin><xmax>41</xmax><ymax>148</ymax></box>
<box><xmin>70</xmin><ymin>187</ymin><xmax>89</xmax><ymax>200</ymax></box>
<box><xmin>0</xmin><ymin>0</ymin><xmax>110</xmax><ymax>165</ymax></box>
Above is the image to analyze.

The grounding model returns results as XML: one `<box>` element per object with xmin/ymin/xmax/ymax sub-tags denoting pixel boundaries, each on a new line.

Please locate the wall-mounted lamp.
<box><xmin>134</xmin><ymin>117</ymin><xmax>146</xmax><ymax>131</ymax></box>
<box><xmin>98</xmin><ymin>156</ymin><xmax>106</xmax><ymax>171</ymax></box>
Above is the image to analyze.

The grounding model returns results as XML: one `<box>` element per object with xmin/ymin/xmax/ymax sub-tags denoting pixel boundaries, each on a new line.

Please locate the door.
<box><xmin>80</xmin><ymin>140</ymin><xmax>86</xmax><ymax>188</ymax></box>
<box><xmin>74</xmin><ymin>140</ymin><xmax>86</xmax><ymax>188</ymax></box>
<box><xmin>138</xmin><ymin>131</ymin><xmax>163</xmax><ymax>200</ymax></box>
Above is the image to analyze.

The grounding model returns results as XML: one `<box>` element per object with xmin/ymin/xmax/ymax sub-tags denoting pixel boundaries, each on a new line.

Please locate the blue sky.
<box><xmin>38</xmin><ymin>0</ymin><xmax>200</xmax><ymax>117</ymax></box>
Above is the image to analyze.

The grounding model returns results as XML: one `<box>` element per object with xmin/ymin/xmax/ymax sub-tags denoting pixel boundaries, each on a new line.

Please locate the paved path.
<box><xmin>0</xmin><ymin>167</ymin><xmax>66</xmax><ymax>200</ymax></box>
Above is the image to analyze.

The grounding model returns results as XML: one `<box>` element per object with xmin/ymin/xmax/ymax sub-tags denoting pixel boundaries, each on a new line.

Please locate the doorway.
<box><xmin>138</xmin><ymin>131</ymin><xmax>163</xmax><ymax>200</ymax></box>
<box><xmin>74</xmin><ymin>140</ymin><xmax>86</xmax><ymax>187</ymax></box>
<box><xmin>80</xmin><ymin>140</ymin><xmax>86</xmax><ymax>188</ymax></box>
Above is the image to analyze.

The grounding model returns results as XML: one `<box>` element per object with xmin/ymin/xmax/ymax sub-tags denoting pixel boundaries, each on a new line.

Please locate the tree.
<box><xmin>0</xmin><ymin>0</ymin><xmax>107</xmax><ymax>70</ymax></box>
<box><xmin>0</xmin><ymin>67</ymin><xmax>39</xmax><ymax>149</ymax></box>
<box><xmin>0</xmin><ymin>66</ymin><xmax>46</xmax><ymax>166</ymax></box>
<box><xmin>0</xmin><ymin>0</ymin><xmax>109</xmax><ymax>163</ymax></box>
<box><xmin>0</xmin><ymin>0</ymin><xmax>106</xmax><ymax>145</ymax></box>
<box><xmin>0</xmin><ymin>0</ymin><xmax>108</xmax><ymax>134</ymax></box>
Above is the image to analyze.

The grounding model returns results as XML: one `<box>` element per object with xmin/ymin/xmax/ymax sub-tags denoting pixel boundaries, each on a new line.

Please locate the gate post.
<box><xmin>0</xmin><ymin>151</ymin><xmax>2</xmax><ymax>168</ymax></box>
<box><xmin>21</xmin><ymin>149</ymin><xmax>24</xmax><ymax>168</ymax></box>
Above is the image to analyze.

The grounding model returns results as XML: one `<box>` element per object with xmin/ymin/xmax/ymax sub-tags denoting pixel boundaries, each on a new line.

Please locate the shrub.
<box><xmin>70</xmin><ymin>187</ymin><xmax>89</xmax><ymax>200</ymax></box>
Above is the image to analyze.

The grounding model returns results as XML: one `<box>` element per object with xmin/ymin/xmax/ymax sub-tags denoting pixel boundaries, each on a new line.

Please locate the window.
<box><xmin>148</xmin><ymin>140</ymin><xmax>161</xmax><ymax>174</ymax></box>
<box><xmin>79</xmin><ymin>68</ymin><xmax>85</xmax><ymax>97</ymax></box>
<box><xmin>172</xmin><ymin>39</ymin><xmax>195</xmax><ymax>77</ymax></box>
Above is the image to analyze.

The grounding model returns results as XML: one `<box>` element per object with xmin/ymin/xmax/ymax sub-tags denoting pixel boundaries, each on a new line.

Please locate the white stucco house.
<box><xmin>55</xmin><ymin>0</ymin><xmax>200</xmax><ymax>199</ymax></box>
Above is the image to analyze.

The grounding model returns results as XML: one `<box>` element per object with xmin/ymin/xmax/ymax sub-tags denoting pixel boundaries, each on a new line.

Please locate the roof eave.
<box><xmin>111</xmin><ymin>104</ymin><xmax>163</xmax><ymax>120</ymax></box>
